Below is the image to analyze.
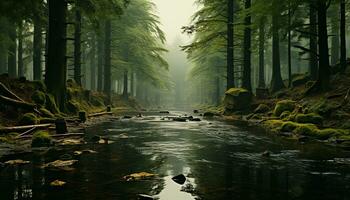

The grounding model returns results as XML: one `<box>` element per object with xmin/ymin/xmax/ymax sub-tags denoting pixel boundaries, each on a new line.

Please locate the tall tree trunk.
<box><xmin>270</xmin><ymin>11</ymin><xmax>285</xmax><ymax>92</ymax></box>
<box><xmin>309</xmin><ymin>2</ymin><xmax>318</xmax><ymax>80</ymax></box>
<box><xmin>330</xmin><ymin>5</ymin><xmax>340</xmax><ymax>66</ymax></box>
<box><xmin>8</xmin><ymin>20</ymin><xmax>17</xmax><ymax>78</ymax></box>
<box><xmin>315</xmin><ymin>0</ymin><xmax>330</xmax><ymax>91</ymax></box>
<box><xmin>340</xmin><ymin>0</ymin><xmax>347</xmax><ymax>72</ymax></box>
<box><xmin>288</xmin><ymin>7</ymin><xmax>292</xmax><ymax>88</ymax></box>
<box><xmin>90</xmin><ymin>35</ymin><xmax>96</xmax><ymax>90</ymax></box>
<box><xmin>242</xmin><ymin>0</ymin><xmax>252</xmax><ymax>91</ymax></box>
<box><xmin>258</xmin><ymin>17</ymin><xmax>266</xmax><ymax>88</ymax></box>
<box><xmin>130</xmin><ymin>71</ymin><xmax>134</xmax><ymax>97</ymax></box>
<box><xmin>46</xmin><ymin>0</ymin><xmax>67</xmax><ymax>110</ymax></box>
<box><xmin>103</xmin><ymin>20</ymin><xmax>112</xmax><ymax>105</ymax></box>
<box><xmin>0</xmin><ymin>17</ymin><xmax>7</xmax><ymax>74</ymax></box>
<box><xmin>33</xmin><ymin>16</ymin><xmax>43</xmax><ymax>80</ymax></box>
<box><xmin>226</xmin><ymin>0</ymin><xmax>235</xmax><ymax>90</ymax></box>
<box><xmin>18</xmin><ymin>21</ymin><xmax>24</xmax><ymax>77</ymax></box>
<box><xmin>74</xmin><ymin>3</ymin><xmax>82</xmax><ymax>86</ymax></box>
<box><xmin>97</xmin><ymin>32</ymin><xmax>104</xmax><ymax>92</ymax></box>
<box><xmin>122</xmin><ymin>70</ymin><xmax>128</xmax><ymax>100</ymax></box>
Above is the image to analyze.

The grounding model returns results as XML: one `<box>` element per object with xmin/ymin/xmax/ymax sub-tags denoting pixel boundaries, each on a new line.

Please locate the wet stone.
<box><xmin>159</xmin><ymin>111</ymin><xmax>170</xmax><ymax>114</ymax></box>
<box><xmin>172</xmin><ymin>174</ymin><xmax>186</xmax><ymax>185</ymax></box>
<box><xmin>173</xmin><ymin>117</ymin><xmax>187</xmax><ymax>122</ymax></box>
<box><xmin>138</xmin><ymin>194</ymin><xmax>154</xmax><ymax>200</ymax></box>
<box><xmin>262</xmin><ymin>151</ymin><xmax>271</xmax><ymax>157</ymax></box>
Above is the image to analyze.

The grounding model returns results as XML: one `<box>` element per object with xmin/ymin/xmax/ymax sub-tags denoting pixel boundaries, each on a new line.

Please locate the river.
<box><xmin>1</xmin><ymin>111</ymin><xmax>350</xmax><ymax>200</ymax></box>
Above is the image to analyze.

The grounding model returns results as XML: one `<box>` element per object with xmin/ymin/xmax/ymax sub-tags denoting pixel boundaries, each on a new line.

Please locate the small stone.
<box><xmin>172</xmin><ymin>174</ymin><xmax>186</xmax><ymax>185</ymax></box>
<box><xmin>123</xmin><ymin>116</ymin><xmax>133</xmax><ymax>119</ymax></box>
<box><xmin>262</xmin><ymin>151</ymin><xmax>271</xmax><ymax>157</ymax></box>
<box><xmin>189</xmin><ymin>118</ymin><xmax>201</xmax><ymax>122</ymax></box>
<box><xmin>173</xmin><ymin>117</ymin><xmax>187</xmax><ymax>122</ymax></box>
<box><xmin>123</xmin><ymin>172</ymin><xmax>157</xmax><ymax>181</ymax></box>
<box><xmin>50</xmin><ymin>180</ymin><xmax>66</xmax><ymax>187</ymax></box>
<box><xmin>159</xmin><ymin>111</ymin><xmax>170</xmax><ymax>114</ymax></box>
<box><xmin>193</xmin><ymin>110</ymin><xmax>199</xmax><ymax>113</ymax></box>
<box><xmin>5</xmin><ymin>159</ymin><xmax>30</xmax><ymax>165</ymax></box>
<box><xmin>203</xmin><ymin>112</ymin><xmax>215</xmax><ymax>118</ymax></box>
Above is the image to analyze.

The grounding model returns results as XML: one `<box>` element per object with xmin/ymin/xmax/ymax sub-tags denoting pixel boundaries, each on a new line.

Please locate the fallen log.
<box><xmin>0</xmin><ymin>95</ymin><xmax>36</xmax><ymax>110</ymax></box>
<box><xmin>0</xmin><ymin>124</ymin><xmax>52</xmax><ymax>134</ymax></box>
<box><xmin>17</xmin><ymin>133</ymin><xmax>84</xmax><ymax>139</ymax></box>
<box><xmin>0</xmin><ymin>82</ymin><xmax>25</xmax><ymax>102</ymax></box>
<box><xmin>88</xmin><ymin>112</ymin><xmax>113</xmax><ymax>118</ymax></box>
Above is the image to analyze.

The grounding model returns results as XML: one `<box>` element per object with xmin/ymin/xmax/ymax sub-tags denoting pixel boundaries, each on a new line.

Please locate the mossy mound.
<box><xmin>280</xmin><ymin>111</ymin><xmax>291</xmax><ymax>120</ymax></box>
<box><xmin>263</xmin><ymin>120</ymin><xmax>285</xmax><ymax>132</ymax></box>
<box><xmin>31</xmin><ymin>131</ymin><xmax>52</xmax><ymax>147</ymax></box>
<box><xmin>224</xmin><ymin>88</ymin><xmax>252</xmax><ymax>112</ymax></box>
<box><xmin>292</xmin><ymin>74</ymin><xmax>310</xmax><ymax>87</ymax></box>
<box><xmin>295</xmin><ymin>113</ymin><xmax>323</xmax><ymax>125</ymax></box>
<box><xmin>39</xmin><ymin>108</ymin><xmax>55</xmax><ymax>118</ymax></box>
<box><xmin>0</xmin><ymin>132</ymin><xmax>19</xmax><ymax>144</ymax></box>
<box><xmin>274</xmin><ymin>100</ymin><xmax>296</xmax><ymax>117</ymax></box>
<box><xmin>310</xmin><ymin>99</ymin><xmax>340</xmax><ymax>117</ymax></box>
<box><xmin>66</xmin><ymin>100</ymin><xmax>81</xmax><ymax>114</ymax></box>
<box><xmin>31</xmin><ymin>90</ymin><xmax>46</xmax><ymax>106</ymax></box>
<box><xmin>45</xmin><ymin>94</ymin><xmax>60</xmax><ymax>114</ymax></box>
<box><xmin>254</xmin><ymin>104</ymin><xmax>270</xmax><ymax>114</ymax></box>
<box><xmin>19</xmin><ymin>113</ymin><xmax>38</xmax><ymax>125</ymax></box>
<box><xmin>293</xmin><ymin>124</ymin><xmax>319</xmax><ymax>137</ymax></box>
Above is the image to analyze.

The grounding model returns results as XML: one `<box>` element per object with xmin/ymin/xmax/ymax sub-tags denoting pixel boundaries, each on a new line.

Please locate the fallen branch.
<box><xmin>16</xmin><ymin>133</ymin><xmax>84</xmax><ymax>139</ymax></box>
<box><xmin>88</xmin><ymin>112</ymin><xmax>113</xmax><ymax>118</ymax></box>
<box><xmin>0</xmin><ymin>82</ymin><xmax>25</xmax><ymax>102</ymax></box>
<box><xmin>0</xmin><ymin>95</ymin><xmax>36</xmax><ymax>110</ymax></box>
<box><xmin>16</xmin><ymin>127</ymin><xmax>37</xmax><ymax>138</ymax></box>
<box><xmin>0</xmin><ymin>124</ymin><xmax>52</xmax><ymax>134</ymax></box>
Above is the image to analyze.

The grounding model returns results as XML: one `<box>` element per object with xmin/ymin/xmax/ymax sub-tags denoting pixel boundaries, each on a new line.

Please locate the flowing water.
<box><xmin>1</xmin><ymin>111</ymin><xmax>350</xmax><ymax>200</ymax></box>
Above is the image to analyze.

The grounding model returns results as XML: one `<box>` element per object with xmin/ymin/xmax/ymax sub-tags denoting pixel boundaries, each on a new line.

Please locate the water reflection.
<box><xmin>1</xmin><ymin>113</ymin><xmax>350</xmax><ymax>200</ymax></box>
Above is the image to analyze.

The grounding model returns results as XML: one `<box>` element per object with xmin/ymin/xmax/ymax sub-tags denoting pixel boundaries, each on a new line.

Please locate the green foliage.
<box><xmin>274</xmin><ymin>100</ymin><xmax>296</xmax><ymax>117</ymax></box>
<box><xmin>19</xmin><ymin>113</ymin><xmax>38</xmax><ymax>125</ymax></box>
<box><xmin>295</xmin><ymin>113</ymin><xmax>323</xmax><ymax>125</ymax></box>
<box><xmin>31</xmin><ymin>130</ymin><xmax>52</xmax><ymax>147</ymax></box>
<box><xmin>32</xmin><ymin>90</ymin><xmax>46</xmax><ymax>106</ymax></box>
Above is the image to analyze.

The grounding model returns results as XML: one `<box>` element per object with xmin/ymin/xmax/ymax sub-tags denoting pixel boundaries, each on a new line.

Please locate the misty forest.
<box><xmin>0</xmin><ymin>0</ymin><xmax>350</xmax><ymax>199</ymax></box>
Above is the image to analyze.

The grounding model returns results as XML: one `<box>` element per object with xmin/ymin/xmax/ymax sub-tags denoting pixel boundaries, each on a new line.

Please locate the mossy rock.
<box><xmin>0</xmin><ymin>132</ymin><xmax>19</xmax><ymax>144</ymax></box>
<box><xmin>19</xmin><ymin>113</ymin><xmax>38</xmax><ymax>125</ymax></box>
<box><xmin>274</xmin><ymin>100</ymin><xmax>296</xmax><ymax>117</ymax></box>
<box><xmin>31</xmin><ymin>90</ymin><xmax>46</xmax><ymax>106</ymax></box>
<box><xmin>45</xmin><ymin>94</ymin><xmax>60</xmax><ymax>114</ymax></box>
<box><xmin>66</xmin><ymin>100</ymin><xmax>81</xmax><ymax>114</ymax></box>
<box><xmin>293</xmin><ymin>124</ymin><xmax>319</xmax><ymax>137</ymax></box>
<box><xmin>32</xmin><ymin>81</ymin><xmax>47</xmax><ymax>92</ymax></box>
<box><xmin>31</xmin><ymin>131</ymin><xmax>52</xmax><ymax>147</ymax></box>
<box><xmin>318</xmin><ymin>129</ymin><xmax>348</xmax><ymax>140</ymax></box>
<box><xmin>263</xmin><ymin>120</ymin><xmax>285</xmax><ymax>132</ymax></box>
<box><xmin>310</xmin><ymin>99</ymin><xmax>340</xmax><ymax>117</ymax></box>
<box><xmin>292</xmin><ymin>74</ymin><xmax>310</xmax><ymax>87</ymax></box>
<box><xmin>281</xmin><ymin>121</ymin><xmax>299</xmax><ymax>132</ymax></box>
<box><xmin>224</xmin><ymin>88</ymin><xmax>252</xmax><ymax>112</ymax></box>
<box><xmin>295</xmin><ymin>113</ymin><xmax>323</xmax><ymax>126</ymax></box>
<box><xmin>254</xmin><ymin>104</ymin><xmax>270</xmax><ymax>114</ymax></box>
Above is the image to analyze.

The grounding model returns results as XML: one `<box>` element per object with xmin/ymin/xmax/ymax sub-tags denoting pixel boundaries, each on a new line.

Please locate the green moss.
<box><xmin>31</xmin><ymin>130</ymin><xmax>52</xmax><ymax>147</ymax></box>
<box><xmin>45</xmin><ymin>94</ymin><xmax>60</xmax><ymax>114</ymax></box>
<box><xmin>310</xmin><ymin>99</ymin><xmax>340</xmax><ymax>117</ymax></box>
<box><xmin>274</xmin><ymin>100</ymin><xmax>296</xmax><ymax>117</ymax></box>
<box><xmin>295</xmin><ymin>113</ymin><xmax>323</xmax><ymax>125</ymax></box>
<box><xmin>225</xmin><ymin>88</ymin><xmax>249</xmax><ymax>96</ymax></box>
<box><xmin>263</xmin><ymin>120</ymin><xmax>285</xmax><ymax>132</ymax></box>
<box><xmin>254</xmin><ymin>104</ymin><xmax>270</xmax><ymax>114</ymax></box>
<box><xmin>39</xmin><ymin>108</ymin><xmax>55</xmax><ymax>118</ymax></box>
<box><xmin>66</xmin><ymin>100</ymin><xmax>81</xmax><ymax>114</ymax></box>
<box><xmin>31</xmin><ymin>90</ymin><xmax>46</xmax><ymax>106</ymax></box>
<box><xmin>318</xmin><ymin>129</ymin><xmax>347</xmax><ymax>139</ymax></box>
<box><xmin>293</xmin><ymin>124</ymin><xmax>319</xmax><ymax>137</ymax></box>
<box><xmin>281</xmin><ymin>121</ymin><xmax>299</xmax><ymax>132</ymax></box>
<box><xmin>19</xmin><ymin>113</ymin><xmax>38</xmax><ymax>125</ymax></box>
<box><xmin>0</xmin><ymin>132</ymin><xmax>19</xmax><ymax>144</ymax></box>
<box><xmin>280</xmin><ymin>111</ymin><xmax>291</xmax><ymax>120</ymax></box>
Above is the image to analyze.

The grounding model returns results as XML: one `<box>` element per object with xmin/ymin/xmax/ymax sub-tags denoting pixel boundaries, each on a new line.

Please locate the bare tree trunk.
<box><xmin>258</xmin><ymin>17</ymin><xmax>266</xmax><ymax>88</ymax></box>
<box><xmin>8</xmin><ymin>20</ymin><xmax>17</xmax><ymax>78</ymax></box>
<box><xmin>270</xmin><ymin>9</ymin><xmax>285</xmax><ymax>92</ymax></box>
<box><xmin>330</xmin><ymin>5</ymin><xmax>340</xmax><ymax>66</ymax></box>
<box><xmin>226</xmin><ymin>0</ymin><xmax>235</xmax><ymax>90</ymax></box>
<box><xmin>18</xmin><ymin>21</ymin><xmax>24</xmax><ymax>77</ymax></box>
<box><xmin>309</xmin><ymin>1</ymin><xmax>318</xmax><ymax>80</ymax></box>
<box><xmin>288</xmin><ymin>7</ymin><xmax>292</xmax><ymax>88</ymax></box>
<box><xmin>74</xmin><ymin>3</ymin><xmax>82</xmax><ymax>86</ymax></box>
<box><xmin>90</xmin><ymin>35</ymin><xmax>96</xmax><ymax>90</ymax></box>
<box><xmin>103</xmin><ymin>20</ymin><xmax>112</xmax><ymax>105</ymax></box>
<box><xmin>33</xmin><ymin>16</ymin><xmax>43</xmax><ymax>80</ymax></box>
<box><xmin>340</xmin><ymin>0</ymin><xmax>347</xmax><ymax>72</ymax></box>
<box><xmin>242</xmin><ymin>0</ymin><xmax>252</xmax><ymax>91</ymax></box>
<box><xmin>46</xmin><ymin>0</ymin><xmax>67</xmax><ymax>110</ymax></box>
<box><xmin>122</xmin><ymin>70</ymin><xmax>128</xmax><ymax>100</ymax></box>
<box><xmin>97</xmin><ymin>32</ymin><xmax>104</xmax><ymax>92</ymax></box>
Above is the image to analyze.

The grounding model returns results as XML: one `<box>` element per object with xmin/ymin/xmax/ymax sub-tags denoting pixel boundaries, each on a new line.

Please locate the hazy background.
<box><xmin>152</xmin><ymin>0</ymin><xmax>197</xmax><ymax>108</ymax></box>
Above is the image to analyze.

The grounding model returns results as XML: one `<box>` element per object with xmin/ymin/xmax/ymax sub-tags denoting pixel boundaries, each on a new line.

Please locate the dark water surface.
<box><xmin>1</xmin><ymin>111</ymin><xmax>350</xmax><ymax>200</ymax></box>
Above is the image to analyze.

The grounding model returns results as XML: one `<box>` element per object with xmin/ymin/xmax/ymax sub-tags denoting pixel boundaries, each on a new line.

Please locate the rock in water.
<box><xmin>172</xmin><ymin>174</ymin><xmax>186</xmax><ymax>185</ymax></box>
<box><xmin>173</xmin><ymin>117</ymin><xmax>187</xmax><ymax>122</ymax></box>
<box><xmin>159</xmin><ymin>111</ymin><xmax>170</xmax><ymax>114</ymax></box>
<box><xmin>262</xmin><ymin>151</ymin><xmax>271</xmax><ymax>157</ymax></box>
<box><xmin>50</xmin><ymin>180</ymin><xmax>66</xmax><ymax>187</ymax></box>
<box><xmin>138</xmin><ymin>194</ymin><xmax>154</xmax><ymax>200</ymax></box>
<box><xmin>5</xmin><ymin>159</ymin><xmax>30</xmax><ymax>165</ymax></box>
<box><xmin>189</xmin><ymin>118</ymin><xmax>201</xmax><ymax>122</ymax></box>
<box><xmin>224</xmin><ymin>88</ymin><xmax>252</xmax><ymax>113</ymax></box>
<box><xmin>193</xmin><ymin>110</ymin><xmax>199</xmax><ymax>113</ymax></box>
<box><xmin>123</xmin><ymin>172</ymin><xmax>157</xmax><ymax>181</ymax></box>
<box><xmin>203</xmin><ymin>112</ymin><xmax>215</xmax><ymax>118</ymax></box>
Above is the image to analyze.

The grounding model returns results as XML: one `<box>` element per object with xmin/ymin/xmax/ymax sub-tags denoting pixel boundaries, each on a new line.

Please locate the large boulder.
<box><xmin>224</xmin><ymin>88</ymin><xmax>252</xmax><ymax>112</ymax></box>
